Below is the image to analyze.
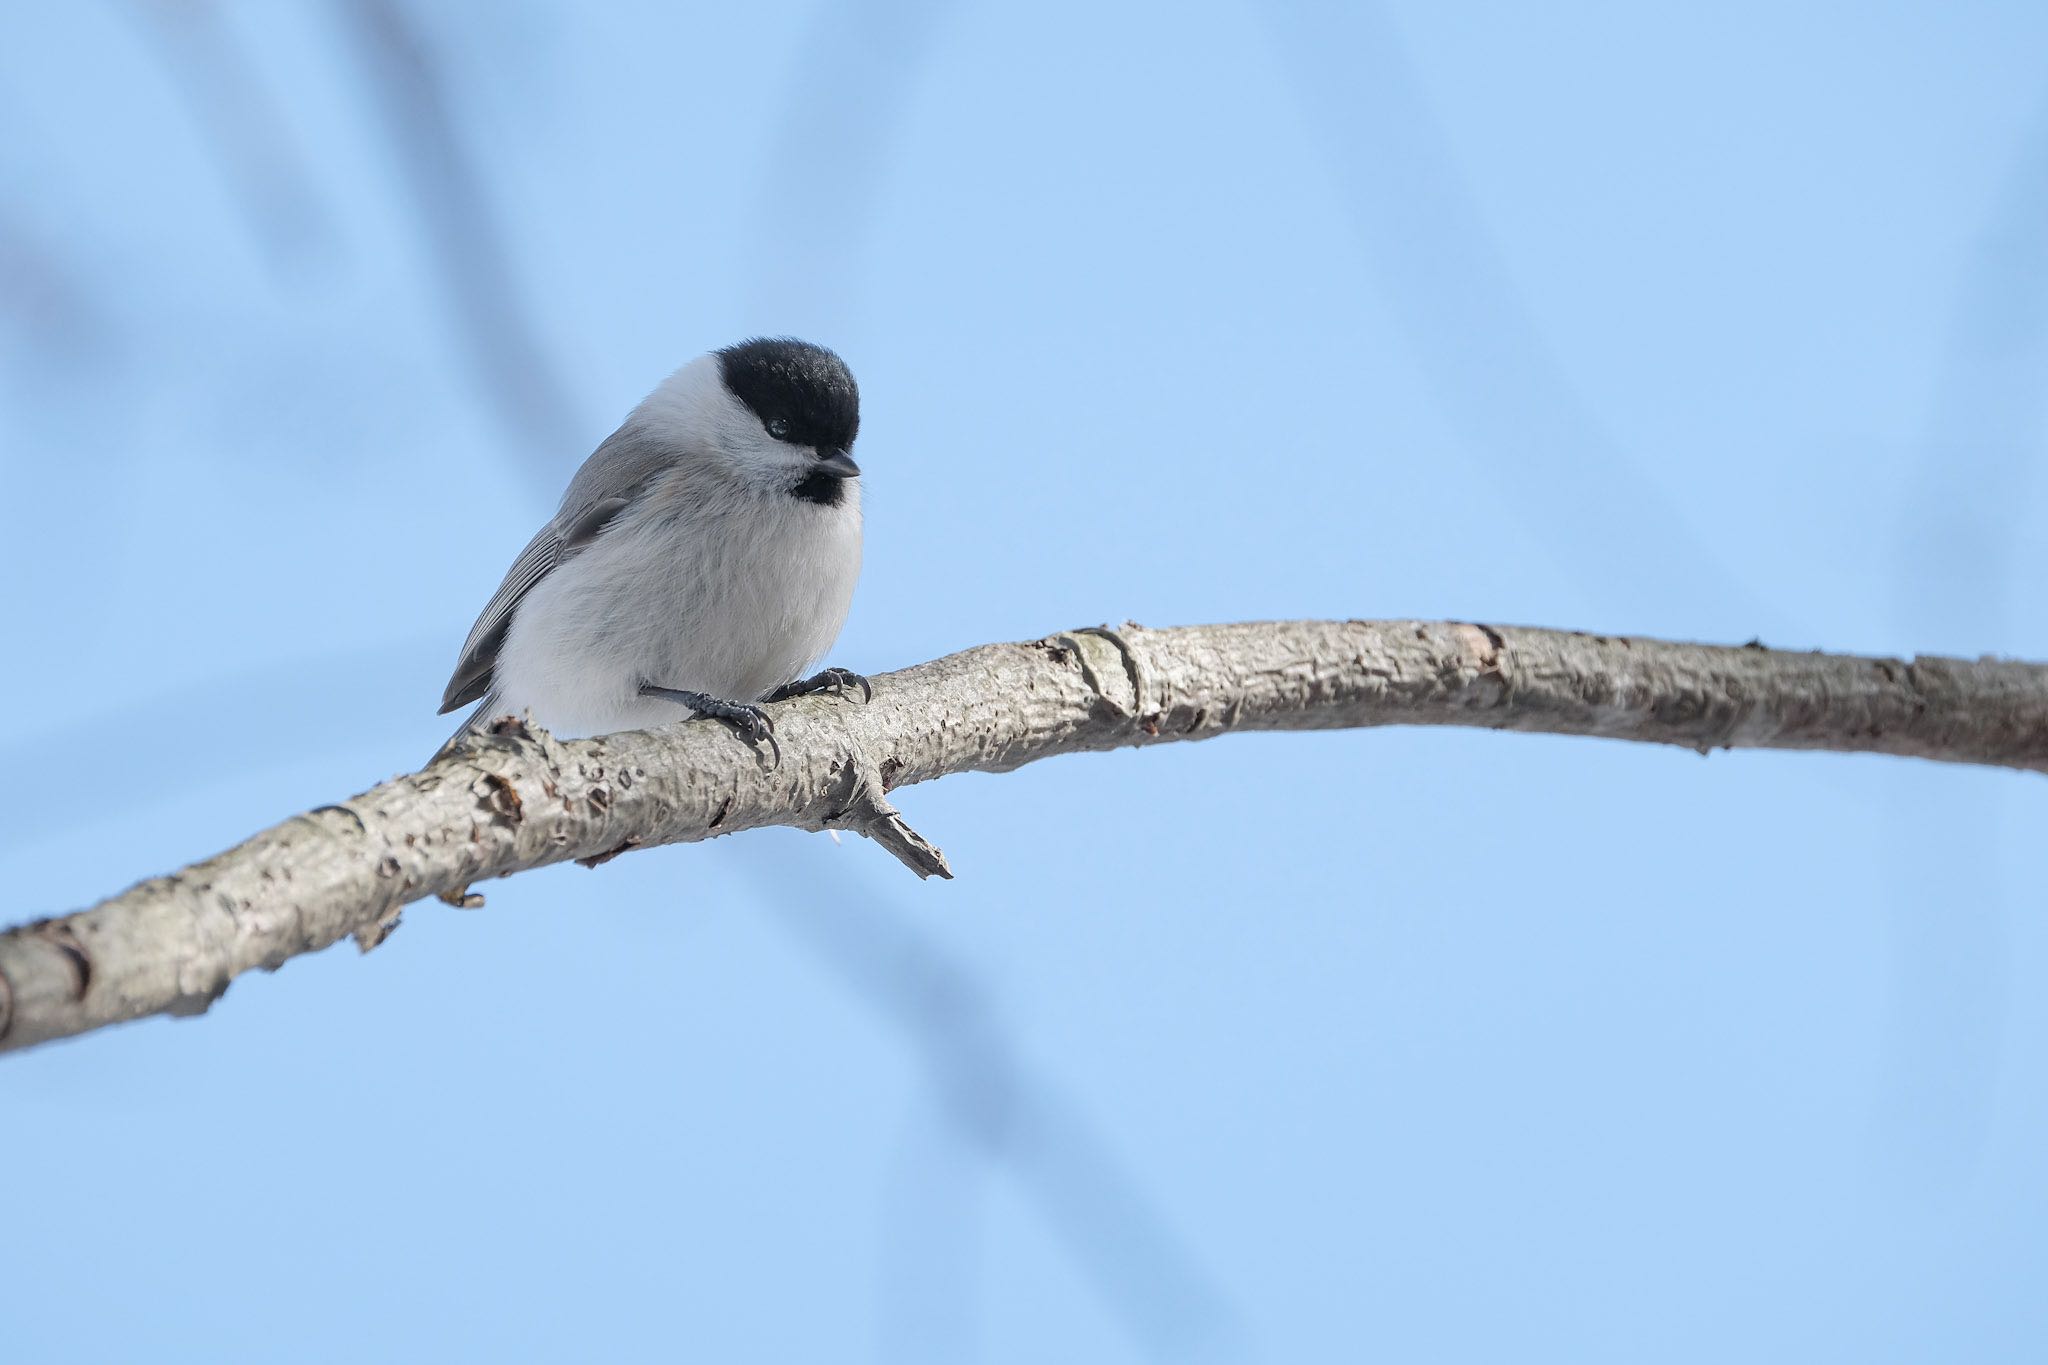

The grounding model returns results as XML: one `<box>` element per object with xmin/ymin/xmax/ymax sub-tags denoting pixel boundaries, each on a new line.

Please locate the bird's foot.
<box><xmin>640</xmin><ymin>684</ymin><xmax>780</xmax><ymax>763</ymax></box>
<box><xmin>766</xmin><ymin>667</ymin><xmax>873</xmax><ymax>704</ymax></box>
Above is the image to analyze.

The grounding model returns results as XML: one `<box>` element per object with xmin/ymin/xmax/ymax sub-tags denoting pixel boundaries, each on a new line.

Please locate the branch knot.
<box><xmin>828</xmin><ymin>755</ymin><xmax>953</xmax><ymax>880</ymax></box>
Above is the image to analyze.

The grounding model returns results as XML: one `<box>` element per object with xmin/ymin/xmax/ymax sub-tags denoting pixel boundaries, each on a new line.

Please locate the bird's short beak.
<box><xmin>815</xmin><ymin>448</ymin><xmax>860</xmax><ymax>478</ymax></box>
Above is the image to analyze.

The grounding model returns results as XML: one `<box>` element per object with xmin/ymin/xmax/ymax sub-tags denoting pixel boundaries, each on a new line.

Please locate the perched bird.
<box><xmin>438</xmin><ymin>337</ymin><xmax>868</xmax><ymax>753</ymax></box>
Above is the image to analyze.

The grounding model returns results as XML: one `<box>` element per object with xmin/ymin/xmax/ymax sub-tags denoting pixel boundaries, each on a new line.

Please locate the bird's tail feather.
<box><xmin>431</xmin><ymin>692</ymin><xmax>498</xmax><ymax>763</ymax></box>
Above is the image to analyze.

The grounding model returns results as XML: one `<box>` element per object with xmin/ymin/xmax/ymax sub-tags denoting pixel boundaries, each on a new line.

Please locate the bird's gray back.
<box><xmin>557</xmin><ymin>421</ymin><xmax>680</xmax><ymax>517</ymax></box>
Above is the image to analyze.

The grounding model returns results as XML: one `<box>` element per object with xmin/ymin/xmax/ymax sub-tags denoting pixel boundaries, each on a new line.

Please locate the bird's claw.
<box><xmin>639</xmin><ymin>684</ymin><xmax>781</xmax><ymax>763</ymax></box>
<box><xmin>769</xmin><ymin>667</ymin><xmax>873</xmax><ymax>704</ymax></box>
<box><xmin>711</xmin><ymin>702</ymin><xmax>780</xmax><ymax>765</ymax></box>
<box><xmin>723</xmin><ymin>703</ymin><xmax>775</xmax><ymax>742</ymax></box>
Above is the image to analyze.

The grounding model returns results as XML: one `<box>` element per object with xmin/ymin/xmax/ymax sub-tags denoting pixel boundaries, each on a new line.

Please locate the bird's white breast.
<box><xmin>492</xmin><ymin>473</ymin><xmax>862</xmax><ymax>738</ymax></box>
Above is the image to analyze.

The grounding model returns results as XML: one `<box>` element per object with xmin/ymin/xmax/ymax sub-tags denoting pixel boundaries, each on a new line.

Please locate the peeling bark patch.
<box><xmin>1456</xmin><ymin>622</ymin><xmax>1507</xmax><ymax>670</ymax></box>
<box><xmin>311</xmin><ymin>803</ymin><xmax>368</xmax><ymax>834</ymax></box>
<box><xmin>29</xmin><ymin>921</ymin><xmax>91</xmax><ymax>1000</ymax></box>
<box><xmin>1902</xmin><ymin>663</ymin><xmax>1933</xmax><ymax>712</ymax></box>
<box><xmin>577</xmin><ymin>839</ymin><xmax>639</xmax><ymax>869</ymax></box>
<box><xmin>878</xmin><ymin>756</ymin><xmax>904</xmax><ymax>788</ymax></box>
<box><xmin>1076</xmin><ymin>625</ymin><xmax>1149</xmax><ymax>713</ymax></box>
<box><xmin>478</xmin><ymin>773</ymin><xmax>524</xmax><ymax>825</ymax></box>
<box><xmin>1058</xmin><ymin>634</ymin><xmax>1111</xmax><ymax>707</ymax></box>
<box><xmin>354</xmin><ymin>912</ymin><xmax>403</xmax><ymax>952</ymax></box>
<box><xmin>166</xmin><ymin>978</ymin><xmax>229</xmax><ymax>1016</ymax></box>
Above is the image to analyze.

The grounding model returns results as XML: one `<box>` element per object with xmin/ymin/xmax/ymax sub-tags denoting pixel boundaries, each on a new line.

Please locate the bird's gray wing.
<box><xmin>439</xmin><ymin>422</ymin><xmax>682</xmax><ymax>715</ymax></box>
<box><xmin>437</xmin><ymin>493</ymin><xmax>632</xmax><ymax>714</ymax></box>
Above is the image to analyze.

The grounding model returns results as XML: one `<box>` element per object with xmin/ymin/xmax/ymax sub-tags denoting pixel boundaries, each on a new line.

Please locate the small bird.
<box><xmin>439</xmin><ymin>337</ymin><xmax>868</xmax><ymax>753</ymax></box>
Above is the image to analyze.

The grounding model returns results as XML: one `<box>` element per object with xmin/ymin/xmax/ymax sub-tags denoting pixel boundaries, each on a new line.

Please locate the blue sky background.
<box><xmin>4</xmin><ymin>2</ymin><xmax>2047</xmax><ymax>1360</ymax></box>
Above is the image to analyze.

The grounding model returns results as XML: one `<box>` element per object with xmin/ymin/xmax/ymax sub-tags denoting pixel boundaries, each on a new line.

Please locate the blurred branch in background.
<box><xmin>1263</xmin><ymin>2</ymin><xmax>1774</xmax><ymax>631</ymax></box>
<box><xmin>1877</xmin><ymin>95</ymin><xmax>2048</xmax><ymax>1182</ymax></box>
<box><xmin>1894</xmin><ymin>96</ymin><xmax>2048</xmax><ymax>634</ymax></box>
<box><xmin>0</xmin><ymin>212</ymin><xmax>118</xmax><ymax>372</ymax></box>
<box><xmin>333</xmin><ymin>0</ymin><xmax>582</xmax><ymax>473</ymax></box>
<box><xmin>749</xmin><ymin>0</ymin><xmax>953</xmax><ymax>327</ymax></box>
<box><xmin>753</xmin><ymin>854</ymin><xmax>1238</xmax><ymax>1361</ymax></box>
<box><xmin>8</xmin><ymin>617</ymin><xmax>2046</xmax><ymax>1055</ymax></box>
<box><xmin>121</xmin><ymin>0</ymin><xmax>333</xmax><ymax>274</ymax></box>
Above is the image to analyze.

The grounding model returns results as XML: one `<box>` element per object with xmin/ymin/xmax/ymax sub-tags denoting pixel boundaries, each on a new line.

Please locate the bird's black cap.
<box><xmin>717</xmin><ymin>337</ymin><xmax>860</xmax><ymax>453</ymax></box>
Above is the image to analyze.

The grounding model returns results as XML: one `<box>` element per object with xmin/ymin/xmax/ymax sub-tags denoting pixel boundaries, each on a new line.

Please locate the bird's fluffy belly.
<box><xmin>492</xmin><ymin>495</ymin><xmax>861</xmax><ymax>738</ymax></box>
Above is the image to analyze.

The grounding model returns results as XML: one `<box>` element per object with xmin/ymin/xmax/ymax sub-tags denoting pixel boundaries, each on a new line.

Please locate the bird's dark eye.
<box><xmin>765</xmin><ymin>417</ymin><xmax>791</xmax><ymax>440</ymax></box>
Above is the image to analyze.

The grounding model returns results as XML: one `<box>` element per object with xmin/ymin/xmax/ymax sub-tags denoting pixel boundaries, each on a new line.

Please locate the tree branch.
<box><xmin>5</xmin><ymin>619</ymin><xmax>2045</xmax><ymax>1053</ymax></box>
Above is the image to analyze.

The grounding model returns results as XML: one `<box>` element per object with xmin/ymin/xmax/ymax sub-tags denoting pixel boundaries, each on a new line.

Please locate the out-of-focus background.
<box><xmin>5</xmin><ymin>3</ymin><xmax>2046</xmax><ymax>1360</ymax></box>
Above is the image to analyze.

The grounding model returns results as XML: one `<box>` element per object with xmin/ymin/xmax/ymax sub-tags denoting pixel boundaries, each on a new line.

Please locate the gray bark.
<box><xmin>5</xmin><ymin>619</ymin><xmax>2045</xmax><ymax>1054</ymax></box>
